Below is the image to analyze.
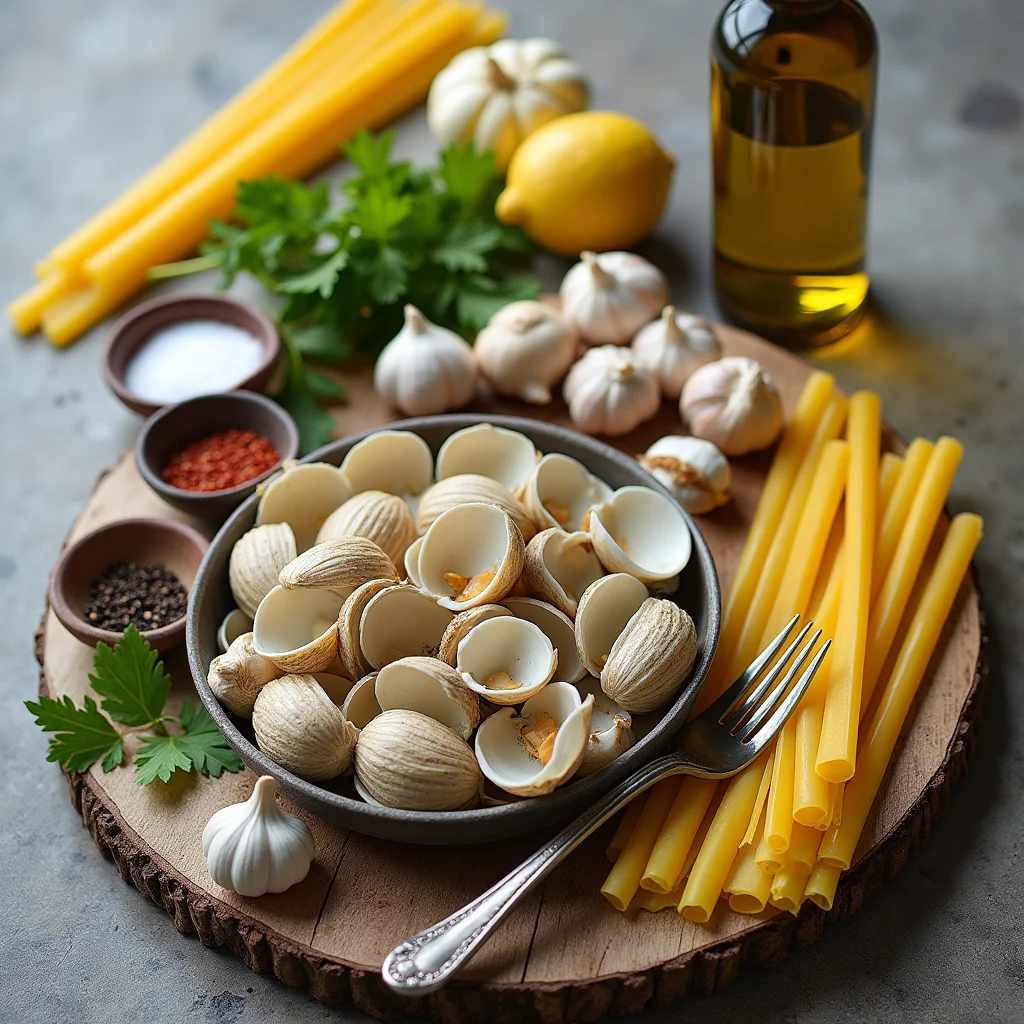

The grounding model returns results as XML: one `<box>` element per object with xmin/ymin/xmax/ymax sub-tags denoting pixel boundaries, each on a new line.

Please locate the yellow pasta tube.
<box><xmin>817</xmin><ymin>391</ymin><xmax>881</xmax><ymax>783</ymax></box>
<box><xmin>769</xmin><ymin>861</ymin><xmax>810</xmax><ymax>914</ymax></box>
<box><xmin>640</xmin><ymin>777</ymin><xmax>717</xmax><ymax>893</ymax></box>
<box><xmin>742</xmin><ymin>749</ymin><xmax>775</xmax><ymax>846</ymax></box>
<box><xmin>724</xmin><ymin>808</ymin><xmax>773</xmax><ymax>914</ymax></box>
<box><xmin>7</xmin><ymin>271</ymin><xmax>74</xmax><ymax>336</ymax></box>
<box><xmin>859</xmin><ymin>437</ymin><xmax>963</xmax><ymax>716</ymax></box>
<box><xmin>818</xmin><ymin>513</ymin><xmax>983</xmax><ymax>872</ymax></box>
<box><xmin>804</xmin><ymin>862</ymin><xmax>842</xmax><ymax>911</ymax></box>
<box><xmin>764</xmin><ymin>721</ymin><xmax>796</xmax><ymax>853</ymax></box>
<box><xmin>606</xmin><ymin>797</ymin><xmax>646</xmax><ymax>863</ymax></box>
<box><xmin>41</xmin><ymin>278</ymin><xmax>139</xmax><ymax>348</ymax></box>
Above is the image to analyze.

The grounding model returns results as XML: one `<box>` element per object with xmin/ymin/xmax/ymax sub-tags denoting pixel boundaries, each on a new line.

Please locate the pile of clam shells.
<box><xmin>208</xmin><ymin>424</ymin><xmax>698</xmax><ymax>812</ymax></box>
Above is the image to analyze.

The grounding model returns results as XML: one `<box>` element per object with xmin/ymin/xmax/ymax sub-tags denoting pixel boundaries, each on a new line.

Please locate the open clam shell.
<box><xmin>342</xmin><ymin>672</ymin><xmax>381</xmax><ymax>729</ymax></box>
<box><xmin>252</xmin><ymin>585</ymin><xmax>347</xmax><ymax>674</ymax></box>
<box><xmin>501</xmin><ymin>596</ymin><xmax>585</xmax><ymax>683</ymax></box>
<box><xmin>316</xmin><ymin>490</ymin><xmax>418</xmax><ymax>567</ymax></box>
<box><xmin>435</xmin><ymin>423</ymin><xmax>538</xmax><ymax>497</ymax></box>
<box><xmin>521</xmin><ymin>527</ymin><xmax>605</xmax><ymax>619</ymax></box>
<box><xmin>310</xmin><ymin>672</ymin><xmax>355</xmax><ymax>707</ymax></box>
<box><xmin>278</xmin><ymin>537</ymin><xmax>399</xmax><ymax>591</ymax></box>
<box><xmin>438</xmin><ymin>604</ymin><xmax>513</xmax><ymax>667</ymax></box>
<box><xmin>217</xmin><ymin>608</ymin><xmax>253</xmax><ymax>654</ymax></box>
<box><xmin>574</xmin><ymin>573</ymin><xmax>649</xmax><ymax>677</ymax></box>
<box><xmin>574</xmin><ymin>675</ymin><xmax>634</xmax><ymax>776</ymax></box>
<box><xmin>416</xmin><ymin>474</ymin><xmax>537</xmax><ymax>541</ymax></box>
<box><xmin>337</xmin><ymin>579</ymin><xmax>397</xmax><ymax>680</ymax></box>
<box><xmin>339</xmin><ymin>430</ymin><xmax>433</xmax><ymax>511</ymax></box>
<box><xmin>256</xmin><ymin>462</ymin><xmax>353</xmax><ymax>552</ymax></box>
<box><xmin>403</xmin><ymin>536</ymin><xmax>424</xmax><ymax>587</ymax></box>
<box><xmin>229</xmin><ymin>522</ymin><xmax>297</xmax><ymax>618</ymax></box>
<box><xmin>525</xmin><ymin>453</ymin><xmax>613</xmax><ymax>533</ymax></box>
<box><xmin>475</xmin><ymin>682</ymin><xmax>594</xmax><ymax>797</ymax></box>
<box><xmin>588</xmin><ymin>486</ymin><xmax>692</xmax><ymax>583</ymax></box>
<box><xmin>418</xmin><ymin>503</ymin><xmax>526</xmax><ymax>611</ymax></box>
<box><xmin>456</xmin><ymin>616</ymin><xmax>557</xmax><ymax>705</ymax></box>
<box><xmin>374</xmin><ymin>656</ymin><xmax>481</xmax><ymax>740</ymax></box>
<box><xmin>359</xmin><ymin>584</ymin><xmax>453</xmax><ymax>669</ymax></box>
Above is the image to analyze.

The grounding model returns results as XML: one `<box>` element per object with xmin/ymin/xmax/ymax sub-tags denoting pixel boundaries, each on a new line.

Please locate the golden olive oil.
<box><xmin>711</xmin><ymin>0</ymin><xmax>878</xmax><ymax>346</ymax></box>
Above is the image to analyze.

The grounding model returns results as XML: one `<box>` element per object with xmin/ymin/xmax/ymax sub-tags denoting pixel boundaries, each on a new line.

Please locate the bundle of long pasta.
<box><xmin>8</xmin><ymin>0</ymin><xmax>505</xmax><ymax>346</ymax></box>
<box><xmin>601</xmin><ymin>372</ymin><xmax>982</xmax><ymax>922</ymax></box>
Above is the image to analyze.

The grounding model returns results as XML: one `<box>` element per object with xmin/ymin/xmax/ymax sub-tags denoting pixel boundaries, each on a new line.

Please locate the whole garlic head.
<box><xmin>680</xmin><ymin>357</ymin><xmax>784</xmax><ymax>456</ymax></box>
<box><xmin>562</xmin><ymin>346</ymin><xmax>660</xmax><ymax>436</ymax></box>
<box><xmin>638</xmin><ymin>436</ymin><xmax>732</xmax><ymax>515</ymax></box>
<box><xmin>202</xmin><ymin>776</ymin><xmax>314</xmax><ymax>897</ymax></box>
<box><xmin>208</xmin><ymin>631</ymin><xmax>280</xmax><ymax>717</ymax></box>
<box><xmin>559</xmin><ymin>251</ymin><xmax>668</xmax><ymax>346</ymax></box>
<box><xmin>374</xmin><ymin>305</ymin><xmax>476</xmax><ymax>416</ymax></box>
<box><xmin>474</xmin><ymin>300</ymin><xmax>577</xmax><ymax>404</ymax></box>
<box><xmin>631</xmin><ymin>306</ymin><xmax>722</xmax><ymax>398</ymax></box>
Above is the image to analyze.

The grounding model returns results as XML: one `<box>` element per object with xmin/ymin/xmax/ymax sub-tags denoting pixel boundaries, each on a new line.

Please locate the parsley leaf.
<box><xmin>175</xmin><ymin>699</ymin><xmax>244</xmax><ymax>778</ymax></box>
<box><xmin>277</xmin><ymin>248</ymin><xmax>349</xmax><ymax>298</ymax></box>
<box><xmin>432</xmin><ymin>222</ymin><xmax>505</xmax><ymax>273</ymax></box>
<box><xmin>88</xmin><ymin>625</ymin><xmax>171</xmax><ymax>727</ymax></box>
<box><xmin>24</xmin><ymin>694</ymin><xmax>124</xmax><ymax>774</ymax></box>
<box><xmin>134</xmin><ymin>733</ymin><xmax>194</xmax><ymax>786</ymax></box>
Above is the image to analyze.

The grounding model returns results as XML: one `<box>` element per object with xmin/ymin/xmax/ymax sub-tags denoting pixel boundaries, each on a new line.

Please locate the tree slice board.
<box><xmin>36</xmin><ymin>324</ymin><xmax>986</xmax><ymax>1023</ymax></box>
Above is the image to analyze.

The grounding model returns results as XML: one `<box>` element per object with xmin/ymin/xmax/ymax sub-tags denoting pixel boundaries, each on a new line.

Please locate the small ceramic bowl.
<box><xmin>50</xmin><ymin>518</ymin><xmax>209</xmax><ymax>652</ymax></box>
<box><xmin>136</xmin><ymin>392</ymin><xmax>300</xmax><ymax>523</ymax></box>
<box><xmin>104</xmin><ymin>292</ymin><xmax>281</xmax><ymax>416</ymax></box>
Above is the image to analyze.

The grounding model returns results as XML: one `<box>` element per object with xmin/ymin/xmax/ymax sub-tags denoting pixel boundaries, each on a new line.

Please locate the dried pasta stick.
<box><xmin>640</xmin><ymin>777</ymin><xmax>717</xmax><ymax>893</ymax></box>
<box><xmin>7</xmin><ymin>270</ymin><xmax>73</xmax><ymax>336</ymax></box>
<box><xmin>724</xmin><ymin>806</ymin><xmax>773</xmax><ymax>914</ymax></box>
<box><xmin>606</xmin><ymin>797</ymin><xmax>646</xmax><ymax>862</ymax></box>
<box><xmin>742</xmin><ymin>749</ymin><xmax>775</xmax><ymax>846</ymax></box>
<box><xmin>769</xmin><ymin>822</ymin><xmax>822</xmax><ymax>913</ymax></box>
<box><xmin>764</xmin><ymin>722</ymin><xmax>797</xmax><ymax>853</ymax></box>
<box><xmin>817</xmin><ymin>391</ymin><xmax>881</xmax><ymax>783</ymax></box>
<box><xmin>804</xmin><ymin>862</ymin><xmax>842</xmax><ymax>911</ymax></box>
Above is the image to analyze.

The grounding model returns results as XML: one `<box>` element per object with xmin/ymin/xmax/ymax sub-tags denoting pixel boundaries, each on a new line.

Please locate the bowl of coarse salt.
<box><xmin>103</xmin><ymin>292</ymin><xmax>281</xmax><ymax>416</ymax></box>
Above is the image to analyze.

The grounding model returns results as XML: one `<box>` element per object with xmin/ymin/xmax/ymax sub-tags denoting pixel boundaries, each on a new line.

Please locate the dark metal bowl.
<box><xmin>187</xmin><ymin>415</ymin><xmax>720</xmax><ymax>845</ymax></box>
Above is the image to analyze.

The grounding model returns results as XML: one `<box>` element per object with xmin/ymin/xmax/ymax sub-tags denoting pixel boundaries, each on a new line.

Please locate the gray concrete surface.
<box><xmin>1</xmin><ymin>0</ymin><xmax>1022</xmax><ymax>1021</ymax></box>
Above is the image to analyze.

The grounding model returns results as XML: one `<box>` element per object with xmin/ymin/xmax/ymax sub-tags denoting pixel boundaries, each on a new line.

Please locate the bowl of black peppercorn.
<box><xmin>50</xmin><ymin>518</ymin><xmax>209</xmax><ymax>652</ymax></box>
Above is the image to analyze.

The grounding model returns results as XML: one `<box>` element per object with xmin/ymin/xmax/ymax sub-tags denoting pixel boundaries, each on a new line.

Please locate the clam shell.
<box><xmin>404</xmin><ymin>536</ymin><xmax>424</xmax><ymax>587</ymax></box>
<box><xmin>310</xmin><ymin>673</ymin><xmax>355</xmax><ymax>707</ymax></box>
<box><xmin>343</xmin><ymin>672</ymin><xmax>381</xmax><ymax>729</ymax></box>
<box><xmin>574</xmin><ymin>573</ymin><xmax>649</xmax><ymax>677</ymax></box>
<box><xmin>217</xmin><ymin>608</ymin><xmax>253</xmax><ymax>654</ymax></box>
<box><xmin>256</xmin><ymin>462</ymin><xmax>353</xmax><ymax>552</ymax></box>
<box><xmin>416</xmin><ymin>474</ymin><xmax>537</xmax><ymax>541</ymax></box>
<box><xmin>525</xmin><ymin>453</ymin><xmax>613</xmax><ymax>533</ymax></box>
<box><xmin>521</xmin><ymin>527</ymin><xmax>605</xmax><ymax>619</ymax></box>
<box><xmin>252</xmin><ymin>585</ymin><xmax>347</xmax><ymax>673</ymax></box>
<box><xmin>434</xmin><ymin>424</ymin><xmax>538</xmax><ymax>497</ymax></box>
<box><xmin>501</xmin><ymin>596</ymin><xmax>585</xmax><ymax>683</ymax></box>
<box><xmin>316</xmin><ymin>490</ymin><xmax>418</xmax><ymax>567</ymax></box>
<box><xmin>339</xmin><ymin>430</ymin><xmax>433</xmax><ymax>506</ymax></box>
<box><xmin>229</xmin><ymin>522</ymin><xmax>297</xmax><ymax>618</ymax></box>
<box><xmin>437</xmin><ymin>604</ymin><xmax>513</xmax><ymax>666</ymax></box>
<box><xmin>418</xmin><ymin>502</ymin><xmax>526</xmax><ymax>611</ymax></box>
<box><xmin>359</xmin><ymin>584</ymin><xmax>453</xmax><ymax>669</ymax></box>
<box><xmin>208</xmin><ymin>632</ymin><xmax>279</xmax><ymax>717</ymax></box>
<box><xmin>574</xmin><ymin>675</ymin><xmax>634</xmax><ymax>776</ymax></box>
<box><xmin>475</xmin><ymin>682</ymin><xmax>594</xmax><ymax>797</ymax></box>
<box><xmin>278</xmin><ymin>537</ymin><xmax>398</xmax><ymax>591</ymax></box>
<box><xmin>337</xmin><ymin>579</ymin><xmax>397</xmax><ymax>680</ymax></box>
<box><xmin>456</xmin><ymin>616</ymin><xmax>557</xmax><ymax>705</ymax></box>
<box><xmin>588</xmin><ymin>486</ymin><xmax>692</xmax><ymax>583</ymax></box>
<box><xmin>374</xmin><ymin>656</ymin><xmax>481</xmax><ymax>739</ymax></box>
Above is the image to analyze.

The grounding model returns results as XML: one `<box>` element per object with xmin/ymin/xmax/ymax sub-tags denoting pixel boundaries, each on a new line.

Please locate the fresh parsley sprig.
<box><xmin>26</xmin><ymin>626</ymin><xmax>243</xmax><ymax>786</ymax></box>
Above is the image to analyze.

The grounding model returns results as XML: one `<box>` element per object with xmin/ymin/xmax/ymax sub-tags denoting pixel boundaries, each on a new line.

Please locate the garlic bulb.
<box><xmin>427</xmin><ymin>39</ymin><xmax>589</xmax><ymax>172</ymax></box>
<box><xmin>373</xmin><ymin>305</ymin><xmax>476</xmax><ymax>416</ymax></box>
<box><xmin>638</xmin><ymin>436</ymin><xmax>732</xmax><ymax>515</ymax></box>
<box><xmin>562</xmin><ymin>346</ymin><xmax>660</xmax><ymax>436</ymax></box>
<box><xmin>680</xmin><ymin>357</ymin><xmax>784</xmax><ymax>456</ymax></box>
<box><xmin>631</xmin><ymin>306</ymin><xmax>722</xmax><ymax>398</ymax></box>
<box><xmin>559</xmin><ymin>251</ymin><xmax>668</xmax><ymax>346</ymax></box>
<box><xmin>208</xmin><ymin>632</ymin><xmax>280</xmax><ymax>717</ymax></box>
<box><xmin>202</xmin><ymin>776</ymin><xmax>314</xmax><ymax>897</ymax></box>
<box><xmin>474</xmin><ymin>300</ymin><xmax>577</xmax><ymax>404</ymax></box>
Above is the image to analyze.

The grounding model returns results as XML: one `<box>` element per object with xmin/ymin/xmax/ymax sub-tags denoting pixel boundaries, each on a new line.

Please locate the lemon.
<box><xmin>495</xmin><ymin>111</ymin><xmax>675</xmax><ymax>256</ymax></box>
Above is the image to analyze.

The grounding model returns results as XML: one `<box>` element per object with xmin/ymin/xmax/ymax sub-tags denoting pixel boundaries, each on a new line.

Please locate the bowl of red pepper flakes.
<box><xmin>136</xmin><ymin>391</ymin><xmax>300</xmax><ymax>523</ymax></box>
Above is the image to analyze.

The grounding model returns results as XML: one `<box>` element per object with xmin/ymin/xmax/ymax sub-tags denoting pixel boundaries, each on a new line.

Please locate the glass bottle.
<box><xmin>711</xmin><ymin>0</ymin><xmax>878</xmax><ymax>346</ymax></box>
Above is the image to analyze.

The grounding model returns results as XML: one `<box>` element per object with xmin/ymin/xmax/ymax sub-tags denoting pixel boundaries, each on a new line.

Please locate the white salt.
<box><xmin>124</xmin><ymin>319</ymin><xmax>265</xmax><ymax>404</ymax></box>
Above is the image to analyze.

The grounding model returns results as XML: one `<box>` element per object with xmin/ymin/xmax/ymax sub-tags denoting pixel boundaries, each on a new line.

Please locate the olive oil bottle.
<box><xmin>711</xmin><ymin>0</ymin><xmax>877</xmax><ymax>346</ymax></box>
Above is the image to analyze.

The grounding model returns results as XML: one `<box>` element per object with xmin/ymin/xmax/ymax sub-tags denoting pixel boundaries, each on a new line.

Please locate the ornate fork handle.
<box><xmin>382</xmin><ymin>752</ymin><xmax>709</xmax><ymax>995</ymax></box>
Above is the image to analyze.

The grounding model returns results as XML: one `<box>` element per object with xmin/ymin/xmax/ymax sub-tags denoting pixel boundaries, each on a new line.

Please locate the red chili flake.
<box><xmin>161</xmin><ymin>429</ymin><xmax>280</xmax><ymax>492</ymax></box>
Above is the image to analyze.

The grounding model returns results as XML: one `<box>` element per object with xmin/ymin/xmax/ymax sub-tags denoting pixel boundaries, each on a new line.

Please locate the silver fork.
<box><xmin>382</xmin><ymin>614</ymin><xmax>830</xmax><ymax>996</ymax></box>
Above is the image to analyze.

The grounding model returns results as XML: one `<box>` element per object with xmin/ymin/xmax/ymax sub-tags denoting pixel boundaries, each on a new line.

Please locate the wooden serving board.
<box><xmin>36</xmin><ymin>325</ymin><xmax>986</xmax><ymax>1023</ymax></box>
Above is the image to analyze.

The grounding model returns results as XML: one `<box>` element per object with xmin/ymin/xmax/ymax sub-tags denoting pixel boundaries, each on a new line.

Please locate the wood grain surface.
<box><xmin>36</xmin><ymin>324</ymin><xmax>986</xmax><ymax>1022</ymax></box>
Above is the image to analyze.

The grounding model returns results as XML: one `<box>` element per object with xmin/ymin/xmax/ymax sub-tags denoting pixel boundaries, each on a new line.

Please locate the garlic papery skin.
<box><xmin>208</xmin><ymin>632</ymin><xmax>280</xmax><ymax>717</ymax></box>
<box><xmin>638</xmin><ymin>436</ymin><xmax>732</xmax><ymax>515</ymax></box>
<box><xmin>373</xmin><ymin>305</ymin><xmax>476</xmax><ymax>416</ymax></box>
<box><xmin>202</xmin><ymin>776</ymin><xmax>315</xmax><ymax>898</ymax></box>
<box><xmin>631</xmin><ymin>306</ymin><xmax>722</xmax><ymax>398</ymax></box>
<box><xmin>474</xmin><ymin>300</ymin><xmax>577</xmax><ymax>404</ymax></box>
<box><xmin>679</xmin><ymin>357</ymin><xmax>784</xmax><ymax>456</ymax></box>
<box><xmin>559</xmin><ymin>251</ymin><xmax>668</xmax><ymax>346</ymax></box>
<box><xmin>562</xmin><ymin>346</ymin><xmax>660</xmax><ymax>437</ymax></box>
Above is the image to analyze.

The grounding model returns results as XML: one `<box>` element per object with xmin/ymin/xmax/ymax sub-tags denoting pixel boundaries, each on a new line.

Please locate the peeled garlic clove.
<box><xmin>278</xmin><ymin>537</ymin><xmax>398</xmax><ymax>591</ymax></box>
<box><xmin>456</xmin><ymin>616</ymin><xmax>557</xmax><ymax>705</ymax></box>
<box><xmin>638</xmin><ymin>435</ymin><xmax>731</xmax><ymax>515</ymax></box>
<box><xmin>316</xmin><ymin>490</ymin><xmax>418</xmax><ymax>567</ymax></box>
<box><xmin>521</xmin><ymin>527</ymin><xmax>604</xmax><ymax>619</ymax></box>
<box><xmin>404</xmin><ymin>536</ymin><xmax>424</xmax><ymax>587</ymax></box>
<box><xmin>574</xmin><ymin>573</ymin><xmax>649</xmax><ymax>677</ymax></box>
<box><xmin>573</xmin><ymin>676</ymin><xmax>634</xmax><ymax>777</ymax></box>
<box><xmin>601</xmin><ymin>598</ymin><xmax>697</xmax><ymax>713</ymax></box>
<box><xmin>208</xmin><ymin>632</ymin><xmax>280</xmax><ymax>717</ymax></box>
<box><xmin>355</xmin><ymin>709</ymin><xmax>482</xmax><ymax>811</ymax></box>
<box><xmin>252</xmin><ymin>674</ymin><xmax>359</xmax><ymax>781</ymax></box>
<box><xmin>474</xmin><ymin>300</ymin><xmax>577</xmax><ymax>404</ymax></box>
<box><xmin>343</xmin><ymin>672</ymin><xmax>381</xmax><ymax>729</ymax></box>
<box><xmin>437</xmin><ymin>603</ymin><xmax>513</xmax><ymax>666</ymax></box>
<box><xmin>374</xmin><ymin>656</ymin><xmax>481</xmax><ymax>740</ymax></box>
<box><xmin>358</xmin><ymin>583</ymin><xmax>454</xmax><ymax>669</ymax></box>
<box><xmin>524</xmin><ymin>452</ymin><xmax>612</xmax><ymax>532</ymax></box>
<box><xmin>256</xmin><ymin>462</ymin><xmax>353</xmax><ymax>552</ymax></box>
<box><xmin>339</xmin><ymin>429</ymin><xmax>434</xmax><ymax>504</ymax></box>
<box><xmin>562</xmin><ymin>345</ymin><xmax>661</xmax><ymax>437</ymax></box>
<box><xmin>337</xmin><ymin>579</ymin><xmax>397</xmax><ymax>680</ymax></box>
<box><xmin>416</xmin><ymin>474</ymin><xmax>536</xmax><ymax>542</ymax></box>
<box><xmin>217</xmin><ymin>608</ymin><xmax>253</xmax><ymax>654</ymax></box>
<box><xmin>501</xmin><ymin>596</ymin><xmax>584</xmax><ymax>683</ymax></box>
<box><xmin>631</xmin><ymin>305</ymin><xmax>722</xmax><ymax>398</ymax></box>
<box><xmin>434</xmin><ymin>423</ymin><xmax>538</xmax><ymax>497</ymax></box>
<box><xmin>559</xmin><ymin>250</ymin><xmax>668</xmax><ymax>346</ymax></box>
<box><xmin>252</xmin><ymin>585</ymin><xmax>347</xmax><ymax>674</ymax></box>
<box><xmin>680</xmin><ymin>356</ymin><xmax>783</xmax><ymax>456</ymax></box>
<box><xmin>229</xmin><ymin>522</ymin><xmax>298</xmax><ymax>618</ymax></box>
<box><xmin>418</xmin><ymin>502</ymin><xmax>526</xmax><ymax>611</ymax></box>
<box><xmin>475</xmin><ymin>682</ymin><xmax>593</xmax><ymax>797</ymax></box>
<box><xmin>588</xmin><ymin>486</ymin><xmax>692</xmax><ymax>583</ymax></box>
